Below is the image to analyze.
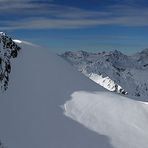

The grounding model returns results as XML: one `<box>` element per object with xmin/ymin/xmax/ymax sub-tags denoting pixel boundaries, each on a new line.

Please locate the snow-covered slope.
<box><xmin>64</xmin><ymin>91</ymin><xmax>148</xmax><ymax>148</ymax></box>
<box><xmin>88</xmin><ymin>73</ymin><xmax>127</xmax><ymax>94</ymax></box>
<box><xmin>1</xmin><ymin>33</ymin><xmax>148</xmax><ymax>148</ymax></box>
<box><xmin>61</xmin><ymin>50</ymin><xmax>148</xmax><ymax>100</ymax></box>
<box><xmin>0</xmin><ymin>34</ymin><xmax>113</xmax><ymax>148</ymax></box>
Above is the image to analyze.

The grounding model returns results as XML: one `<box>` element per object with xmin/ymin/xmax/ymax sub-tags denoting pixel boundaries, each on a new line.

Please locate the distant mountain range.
<box><xmin>61</xmin><ymin>49</ymin><xmax>148</xmax><ymax>101</ymax></box>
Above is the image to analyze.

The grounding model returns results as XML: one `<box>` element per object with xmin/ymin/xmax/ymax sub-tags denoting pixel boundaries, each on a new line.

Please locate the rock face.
<box><xmin>61</xmin><ymin>50</ymin><xmax>148</xmax><ymax>100</ymax></box>
<box><xmin>0</xmin><ymin>32</ymin><xmax>21</xmax><ymax>91</ymax></box>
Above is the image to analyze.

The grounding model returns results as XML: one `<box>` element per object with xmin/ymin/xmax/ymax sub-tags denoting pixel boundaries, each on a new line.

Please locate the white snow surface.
<box><xmin>89</xmin><ymin>73</ymin><xmax>127</xmax><ymax>94</ymax></box>
<box><xmin>0</xmin><ymin>43</ymin><xmax>113</xmax><ymax>148</ymax></box>
<box><xmin>13</xmin><ymin>39</ymin><xmax>38</xmax><ymax>47</ymax></box>
<box><xmin>13</xmin><ymin>39</ymin><xmax>22</xmax><ymax>44</ymax></box>
<box><xmin>0</xmin><ymin>41</ymin><xmax>148</xmax><ymax>148</ymax></box>
<box><xmin>64</xmin><ymin>91</ymin><xmax>148</xmax><ymax>148</ymax></box>
<box><xmin>89</xmin><ymin>73</ymin><xmax>117</xmax><ymax>91</ymax></box>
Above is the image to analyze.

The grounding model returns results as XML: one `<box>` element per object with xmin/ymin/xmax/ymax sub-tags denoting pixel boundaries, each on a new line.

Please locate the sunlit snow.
<box><xmin>64</xmin><ymin>91</ymin><xmax>148</xmax><ymax>148</ymax></box>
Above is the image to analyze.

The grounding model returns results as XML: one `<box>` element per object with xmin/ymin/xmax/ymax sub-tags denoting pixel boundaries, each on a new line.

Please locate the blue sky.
<box><xmin>1</xmin><ymin>0</ymin><xmax>148</xmax><ymax>54</ymax></box>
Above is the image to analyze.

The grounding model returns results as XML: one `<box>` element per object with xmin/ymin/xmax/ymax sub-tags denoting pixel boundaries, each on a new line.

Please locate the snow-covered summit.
<box><xmin>61</xmin><ymin>50</ymin><xmax>148</xmax><ymax>100</ymax></box>
<box><xmin>140</xmin><ymin>48</ymin><xmax>148</xmax><ymax>55</ymax></box>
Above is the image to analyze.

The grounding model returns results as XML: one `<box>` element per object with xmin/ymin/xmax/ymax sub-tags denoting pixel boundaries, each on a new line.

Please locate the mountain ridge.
<box><xmin>61</xmin><ymin>49</ymin><xmax>148</xmax><ymax>100</ymax></box>
<box><xmin>0</xmin><ymin>33</ymin><xmax>148</xmax><ymax>148</ymax></box>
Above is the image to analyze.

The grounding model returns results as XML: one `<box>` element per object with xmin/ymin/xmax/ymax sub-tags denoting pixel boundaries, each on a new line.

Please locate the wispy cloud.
<box><xmin>0</xmin><ymin>0</ymin><xmax>148</xmax><ymax>30</ymax></box>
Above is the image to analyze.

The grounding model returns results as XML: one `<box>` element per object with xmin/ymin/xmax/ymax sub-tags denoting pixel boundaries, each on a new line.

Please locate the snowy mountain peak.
<box><xmin>0</xmin><ymin>32</ymin><xmax>21</xmax><ymax>91</ymax></box>
<box><xmin>140</xmin><ymin>48</ymin><xmax>148</xmax><ymax>55</ymax></box>
<box><xmin>61</xmin><ymin>50</ymin><xmax>148</xmax><ymax>100</ymax></box>
<box><xmin>109</xmin><ymin>50</ymin><xmax>127</xmax><ymax>60</ymax></box>
<box><xmin>109</xmin><ymin>49</ymin><xmax>124</xmax><ymax>56</ymax></box>
<box><xmin>63</xmin><ymin>50</ymin><xmax>90</xmax><ymax>59</ymax></box>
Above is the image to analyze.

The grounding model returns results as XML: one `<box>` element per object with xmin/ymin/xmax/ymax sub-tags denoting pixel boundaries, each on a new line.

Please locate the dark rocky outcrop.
<box><xmin>0</xmin><ymin>32</ymin><xmax>21</xmax><ymax>91</ymax></box>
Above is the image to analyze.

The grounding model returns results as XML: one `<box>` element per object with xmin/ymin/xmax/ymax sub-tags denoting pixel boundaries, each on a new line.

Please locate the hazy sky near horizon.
<box><xmin>1</xmin><ymin>0</ymin><xmax>148</xmax><ymax>54</ymax></box>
